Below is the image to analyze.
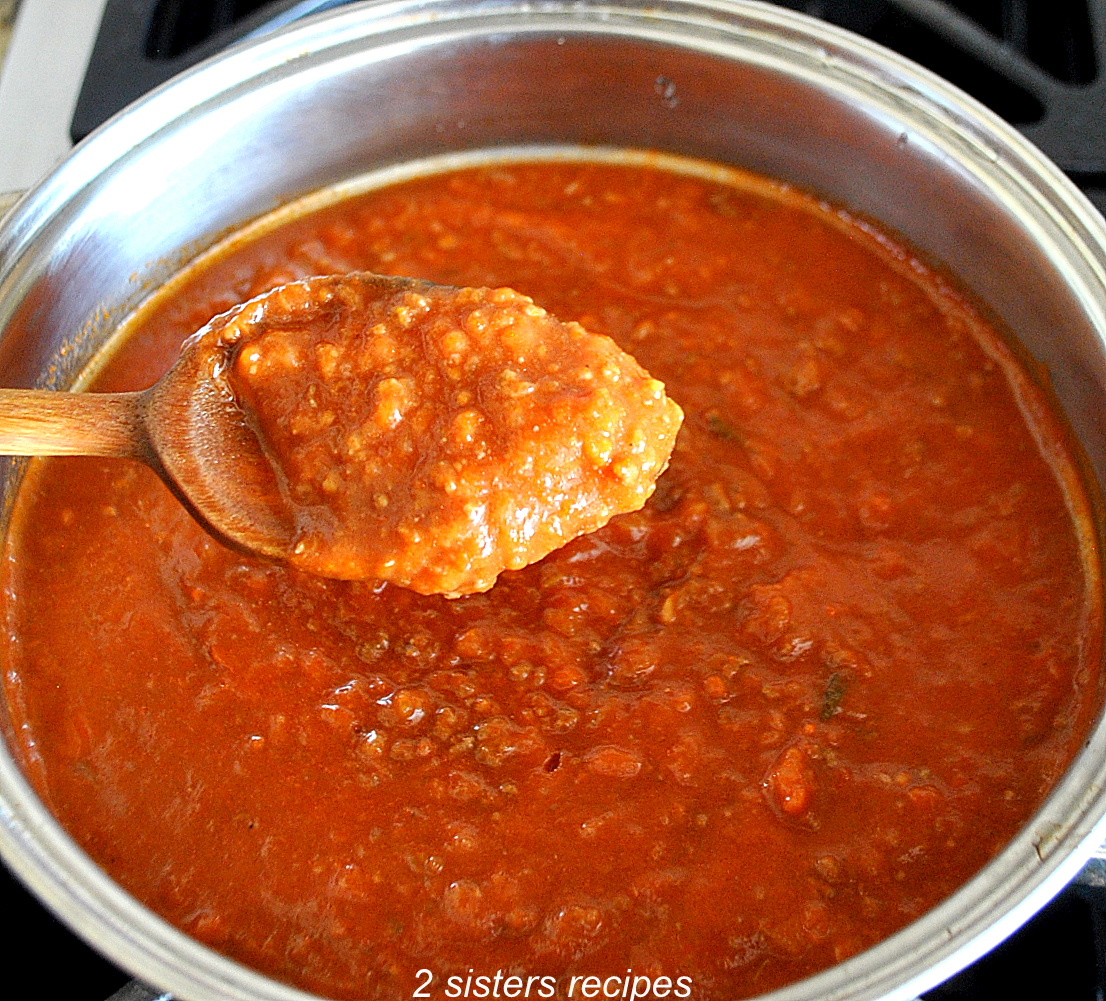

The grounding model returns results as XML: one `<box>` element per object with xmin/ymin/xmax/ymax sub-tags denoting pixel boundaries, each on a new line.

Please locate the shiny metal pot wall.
<box><xmin>2</xmin><ymin>2</ymin><xmax>1106</xmax><ymax>999</ymax></box>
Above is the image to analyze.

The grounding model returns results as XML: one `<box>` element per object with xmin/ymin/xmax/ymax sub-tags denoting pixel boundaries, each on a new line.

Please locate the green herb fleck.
<box><xmin>820</xmin><ymin>672</ymin><xmax>847</xmax><ymax>721</ymax></box>
<box><xmin>705</xmin><ymin>411</ymin><xmax>740</xmax><ymax>441</ymax></box>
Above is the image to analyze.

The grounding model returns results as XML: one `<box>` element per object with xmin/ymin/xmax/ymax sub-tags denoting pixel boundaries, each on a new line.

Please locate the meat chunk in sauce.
<box><xmin>202</xmin><ymin>273</ymin><xmax>683</xmax><ymax>595</ymax></box>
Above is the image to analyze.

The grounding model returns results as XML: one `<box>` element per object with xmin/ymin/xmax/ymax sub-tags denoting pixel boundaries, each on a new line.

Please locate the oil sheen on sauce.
<box><xmin>2</xmin><ymin>157</ymin><xmax>1102</xmax><ymax>1000</ymax></box>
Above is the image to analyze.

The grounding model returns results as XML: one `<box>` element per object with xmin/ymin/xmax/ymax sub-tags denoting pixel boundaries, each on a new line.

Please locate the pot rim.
<box><xmin>3</xmin><ymin>3</ymin><xmax>1106</xmax><ymax>1000</ymax></box>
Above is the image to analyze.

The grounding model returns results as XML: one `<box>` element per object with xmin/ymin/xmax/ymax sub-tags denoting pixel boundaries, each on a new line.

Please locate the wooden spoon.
<box><xmin>0</xmin><ymin>272</ymin><xmax>683</xmax><ymax>594</ymax></box>
<box><xmin>0</xmin><ymin>274</ymin><xmax>443</xmax><ymax>562</ymax></box>
<box><xmin>0</xmin><ymin>329</ymin><xmax>298</xmax><ymax>561</ymax></box>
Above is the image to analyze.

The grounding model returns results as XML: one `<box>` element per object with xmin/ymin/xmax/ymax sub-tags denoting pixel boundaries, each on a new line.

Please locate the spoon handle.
<box><xmin>0</xmin><ymin>389</ymin><xmax>147</xmax><ymax>457</ymax></box>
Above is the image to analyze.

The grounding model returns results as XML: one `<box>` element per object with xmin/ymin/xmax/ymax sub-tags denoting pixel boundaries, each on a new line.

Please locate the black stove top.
<box><xmin>73</xmin><ymin>0</ymin><xmax>1106</xmax><ymax>213</ymax></box>
<box><xmin>9</xmin><ymin>1</ymin><xmax>1106</xmax><ymax>998</ymax></box>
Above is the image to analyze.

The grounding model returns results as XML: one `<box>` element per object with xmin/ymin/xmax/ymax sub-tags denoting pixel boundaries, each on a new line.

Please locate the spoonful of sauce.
<box><xmin>0</xmin><ymin>272</ymin><xmax>683</xmax><ymax>596</ymax></box>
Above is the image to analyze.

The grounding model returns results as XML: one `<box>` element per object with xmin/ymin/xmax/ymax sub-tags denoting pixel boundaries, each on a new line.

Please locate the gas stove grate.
<box><xmin>782</xmin><ymin>0</ymin><xmax>1106</xmax><ymax>190</ymax></box>
<box><xmin>145</xmin><ymin>0</ymin><xmax>275</xmax><ymax>59</ymax></box>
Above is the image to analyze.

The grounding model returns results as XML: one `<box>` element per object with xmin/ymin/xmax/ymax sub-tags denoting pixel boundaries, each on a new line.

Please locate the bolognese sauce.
<box><xmin>204</xmin><ymin>274</ymin><xmax>681</xmax><ymax>594</ymax></box>
<box><xmin>2</xmin><ymin>155</ymin><xmax>1101</xmax><ymax>999</ymax></box>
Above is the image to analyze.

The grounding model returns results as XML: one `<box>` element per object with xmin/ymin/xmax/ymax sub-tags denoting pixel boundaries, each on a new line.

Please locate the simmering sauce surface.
<box><xmin>3</xmin><ymin>158</ymin><xmax>1102</xmax><ymax>1000</ymax></box>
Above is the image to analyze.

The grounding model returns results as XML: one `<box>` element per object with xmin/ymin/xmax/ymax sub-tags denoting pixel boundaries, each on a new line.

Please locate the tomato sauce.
<box><xmin>2</xmin><ymin>157</ymin><xmax>1101</xmax><ymax>1000</ymax></box>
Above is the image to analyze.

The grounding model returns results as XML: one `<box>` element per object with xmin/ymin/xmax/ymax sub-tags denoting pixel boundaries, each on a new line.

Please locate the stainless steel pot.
<box><xmin>3</xmin><ymin>2</ymin><xmax>1106</xmax><ymax>999</ymax></box>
